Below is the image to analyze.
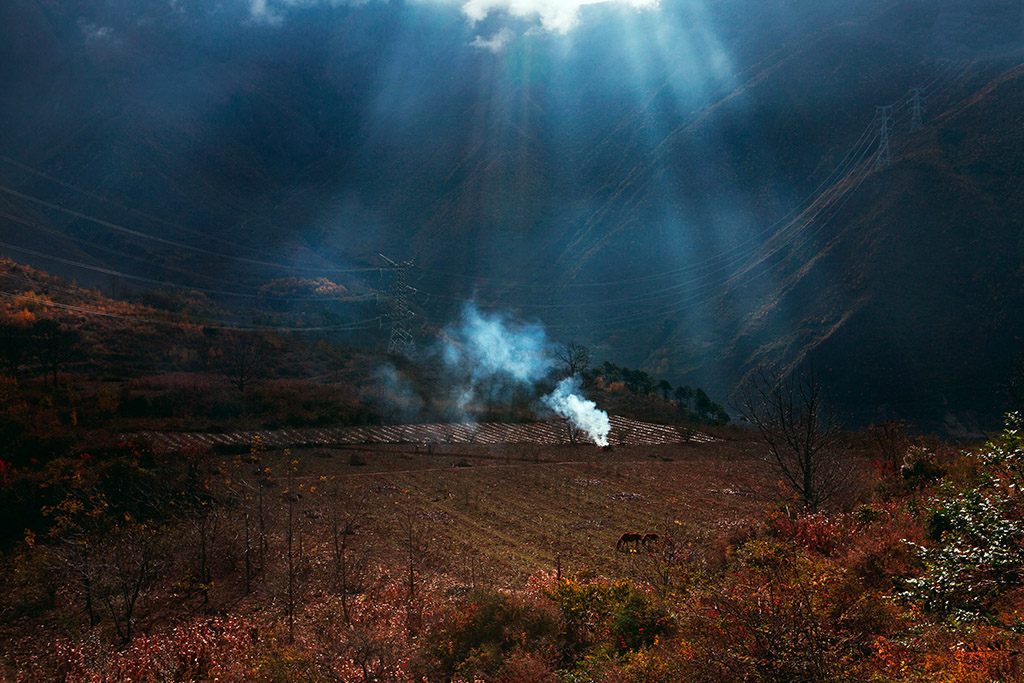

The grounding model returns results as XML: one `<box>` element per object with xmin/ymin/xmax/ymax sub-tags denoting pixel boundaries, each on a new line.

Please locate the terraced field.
<box><xmin>245</xmin><ymin>437</ymin><xmax>766</xmax><ymax>585</ymax></box>
<box><xmin>130</xmin><ymin>416</ymin><xmax>760</xmax><ymax>583</ymax></box>
<box><xmin>134</xmin><ymin>415</ymin><xmax>714</xmax><ymax>451</ymax></box>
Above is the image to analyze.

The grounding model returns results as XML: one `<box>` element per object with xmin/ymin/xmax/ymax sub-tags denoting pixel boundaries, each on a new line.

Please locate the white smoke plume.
<box><xmin>443</xmin><ymin>303</ymin><xmax>552</xmax><ymax>382</ymax></box>
<box><xmin>375</xmin><ymin>363</ymin><xmax>424</xmax><ymax>420</ymax></box>
<box><xmin>441</xmin><ymin>303</ymin><xmax>610</xmax><ymax>446</ymax></box>
<box><xmin>543</xmin><ymin>375</ymin><xmax>610</xmax><ymax>447</ymax></box>
<box><xmin>442</xmin><ymin>303</ymin><xmax>553</xmax><ymax>412</ymax></box>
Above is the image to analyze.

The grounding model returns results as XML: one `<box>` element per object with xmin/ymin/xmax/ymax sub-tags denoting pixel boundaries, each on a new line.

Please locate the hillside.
<box><xmin>0</xmin><ymin>0</ymin><xmax>1022</xmax><ymax>429</ymax></box>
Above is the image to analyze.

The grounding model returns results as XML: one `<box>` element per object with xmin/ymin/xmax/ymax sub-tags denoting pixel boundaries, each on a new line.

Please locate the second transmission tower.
<box><xmin>875</xmin><ymin>105</ymin><xmax>893</xmax><ymax>168</ymax></box>
<box><xmin>908</xmin><ymin>87</ymin><xmax>925</xmax><ymax>131</ymax></box>
<box><xmin>379</xmin><ymin>254</ymin><xmax>417</xmax><ymax>357</ymax></box>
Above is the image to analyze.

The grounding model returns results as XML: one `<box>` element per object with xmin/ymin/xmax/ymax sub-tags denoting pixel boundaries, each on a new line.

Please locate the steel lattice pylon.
<box><xmin>875</xmin><ymin>105</ymin><xmax>893</xmax><ymax>168</ymax></box>
<box><xmin>908</xmin><ymin>87</ymin><xmax>925</xmax><ymax>132</ymax></box>
<box><xmin>379</xmin><ymin>254</ymin><xmax>417</xmax><ymax>357</ymax></box>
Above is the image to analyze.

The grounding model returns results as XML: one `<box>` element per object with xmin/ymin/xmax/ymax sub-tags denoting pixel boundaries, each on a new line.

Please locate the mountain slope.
<box><xmin>1</xmin><ymin>0</ymin><xmax>1022</xmax><ymax>428</ymax></box>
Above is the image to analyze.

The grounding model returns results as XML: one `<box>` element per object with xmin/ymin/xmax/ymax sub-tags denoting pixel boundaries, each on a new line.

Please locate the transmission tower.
<box><xmin>908</xmin><ymin>87</ymin><xmax>925</xmax><ymax>131</ymax></box>
<box><xmin>378</xmin><ymin>253</ymin><xmax>417</xmax><ymax>357</ymax></box>
<box><xmin>875</xmin><ymin>105</ymin><xmax>893</xmax><ymax>168</ymax></box>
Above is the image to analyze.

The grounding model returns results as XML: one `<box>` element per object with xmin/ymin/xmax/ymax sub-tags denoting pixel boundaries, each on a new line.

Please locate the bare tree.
<box><xmin>280</xmin><ymin>455</ymin><xmax>311</xmax><ymax>644</ymax></box>
<box><xmin>96</xmin><ymin>522</ymin><xmax>168</xmax><ymax>643</ymax></box>
<box><xmin>327</xmin><ymin>479</ymin><xmax>367</xmax><ymax>624</ymax></box>
<box><xmin>0</xmin><ymin>322</ymin><xmax>31</xmax><ymax>377</ymax></box>
<box><xmin>45</xmin><ymin>489</ymin><xmax>108</xmax><ymax>629</ymax></box>
<box><xmin>397</xmin><ymin>508</ymin><xmax>430</xmax><ymax>636</ymax></box>
<box><xmin>733</xmin><ymin>366</ymin><xmax>848</xmax><ymax>511</ymax></box>
<box><xmin>185</xmin><ymin>495</ymin><xmax>221</xmax><ymax>603</ymax></box>
<box><xmin>209</xmin><ymin>331</ymin><xmax>268</xmax><ymax>393</ymax></box>
<box><xmin>555</xmin><ymin>341</ymin><xmax>591</xmax><ymax>378</ymax></box>
<box><xmin>31</xmin><ymin>319</ymin><xmax>80</xmax><ymax>387</ymax></box>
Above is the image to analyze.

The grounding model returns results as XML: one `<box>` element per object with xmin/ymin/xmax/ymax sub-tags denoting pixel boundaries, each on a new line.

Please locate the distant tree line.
<box><xmin>0</xmin><ymin>313</ymin><xmax>273</xmax><ymax>395</ymax></box>
<box><xmin>0</xmin><ymin>317</ymin><xmax>81</xmax><ymax>386</ymax></box>
<box><xmin>584</xmin><ymin>361</ymin><xmax>729</xmax><ymax>424</ymax></box>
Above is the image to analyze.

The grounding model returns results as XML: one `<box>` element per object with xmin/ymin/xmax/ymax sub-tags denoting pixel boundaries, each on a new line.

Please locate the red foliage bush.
<box><xmin>765</xmin><ymin>511</ymin><xmax>856</xmax><ymax>556</ymax></box>
<box><xmin>48</xmin><ymin>617</ymin><xmax>259</xmax><ymax>683</ymax></box>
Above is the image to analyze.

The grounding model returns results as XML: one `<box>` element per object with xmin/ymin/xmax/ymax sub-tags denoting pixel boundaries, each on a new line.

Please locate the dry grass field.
<box><xmin>238</xmin><ymin>433</ymin><xmax>773</xmax><ymax>586</ymax></box>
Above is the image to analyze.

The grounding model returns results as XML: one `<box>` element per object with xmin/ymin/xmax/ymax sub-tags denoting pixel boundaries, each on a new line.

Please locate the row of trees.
<box><xmin>584</xmin><ymin>359</ymin><xmax>730</xmax><ymax>424</ymax></box>
<box><xmin>0</xmin><ymin>317</ymin><xmax>81</xmax><ymax>386</ymax></box>
<box><xmin>0</xmin><ymin>311</ymin><xmax>276</xmax><ymax>394</ymax></box>
<box><xmin>8</xmin><ymin>437</ymin><xmax>384</xmax><ymax>647</ymax></box>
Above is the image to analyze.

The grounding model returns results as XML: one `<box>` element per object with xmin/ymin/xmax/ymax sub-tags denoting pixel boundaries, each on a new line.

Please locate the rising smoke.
<box><xmin>543</xmin><ymin>375</ymin><xmax>611</xmax><ymax>447</ymax></box>
<box><xmin>375</xmin><ymin>363</ymin><xmax>424</xmax><ymax>421</ymax></box>
<box><xmin>442</xmin><ymin>302</ymin><xmax>611</xmax><ymax>446</ymax></box>
<box><xmin>443</xmin><ymin>303</ymin><xmax>552</xmax><ymax>386</ymax></box>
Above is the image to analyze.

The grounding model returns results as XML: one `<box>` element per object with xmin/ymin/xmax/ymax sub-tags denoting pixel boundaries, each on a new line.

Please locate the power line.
<box><xmin>0</xmin><ymin>285</ymin><xmax>383</xmax><ymax>333</ymax></box>
<box><xmin>0</xmin><ymin>209</ymin><xmax>376</xmax><ymax>302</ymax></box>
<box><xmin>412</xmin><ymin>63</ymin><xmax>960</xmax><ymax>326</ymax></box>
<box><xmin>0</xmin><ymin>232</ymin><xmax>377</xmax><ymax>304</ymax></box>
<box><xmin>418</xmin><ymin>112</ymin><xmax>882</xmax><ymax>291</ymax></box>
<box><xmin>544</xmin><ymin>66</ymin><xmax>974</xmax><ymax>347</ymax></box>
<box><xmin>0</xmin><ymin>182</ymin><xmax>378</xmax><ymax>275</ymax></box>
<box><xmin>0</xmin><ymin>153</ymin><xmax>278</xmax><ymax>256</ymax></box>
<box><xmin>414</xmin><ymin>60</ymin><xmax>968</xmax><ymax>292</ymax></box>
<box><xmin>0</xmin><ymin>59</ymin><xmax>975</xmax><ymax>343</ymax></box>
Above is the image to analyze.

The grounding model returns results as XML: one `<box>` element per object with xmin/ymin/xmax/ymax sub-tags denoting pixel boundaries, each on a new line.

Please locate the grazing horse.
<box><xmin>642</xmin><ymin>533</ymin><xmax>661</xmax><ymax>548</ymax></box>
<box><xmin>616</xmin><ymin>532</ymin><xmax>643</xmax><ymax>552</ymax></box>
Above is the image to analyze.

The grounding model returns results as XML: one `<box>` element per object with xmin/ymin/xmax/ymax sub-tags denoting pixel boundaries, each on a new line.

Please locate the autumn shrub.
<box><xmin>41</xmin><ymin>617</ymin><xmax>261</xmax><ymax>683</ymax></box>
<box><xmin>257</xmin><ymin>639</ymin><xmax>320</xmax><ymax>683</ymax></box>
<box><xmin>680</xmin><ymin>540</ymin><xmax>904</xmax><ymax>682</ymax></box>
<box><xmin>2</xmin><ymin>544</ymin><xmax>58</xmax><ymax>619</ymax></box>
<box><xmin>616</xmin><ymin>646</ymin><xmax>681</xmax><ymax>683</ymax></box>
<box><xmin>0</xmin><ymin>467</ymin><xmax>50</xmax><ymax>550</ymax></box>
<box><xmin>491</xmin><ymin>653</ymin><xmax>561</xmax><ymax>683</ymax></box>
<box><xmin>846</xmin><ymin>503</ymin><xmax>923</xmax><ymax>591</ymax></box>
<box><xmin>901</xmin><ymin>443</ymin><xmax>949</xmax><ymax>489</ymax></box>
<box><xmin>545</xmin><ymin>576</ymin><xmax>670</xmax><ymax>664</ymax></box>
<box><xmin>606</xmin><ymin>585</ymin><xmax>668</xmax><ymax>654</ymax></box>
<box><xmin>763</xmin><ymin>502</ymin><xmax>925</xmax><ymax>592</ymax></box>
<box><xmin>867</xmin><ymin>420</ymin><xmax>913</xmax><ymax>481</ymax></box>
<box><xmin>903</xmin><ymin>417</ymin><xmax>1024</xmax><ymax>626</ymax></box>
<box><xmin>875</xmin><ymin>621</ymin><xmax>1024</xmax><ymax>683</ymax></box>
<box><xmin>422</xmin><ymin>588</ymin><xmax>560</xmax><ymax>681</ymax></box>
<box><xmin>765</xmin><ymin>510</ymin><xmax>858</xmax><ymax>556</ymax></box>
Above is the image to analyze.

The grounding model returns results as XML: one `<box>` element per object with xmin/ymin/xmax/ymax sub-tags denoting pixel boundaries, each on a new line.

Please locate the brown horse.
<box><xmin>642</xmin><ymin>533</ymin><xmax>661</xmax><ymax>548</ymax></box>
<box><xmin>616</xmin><ymin>532</ymin><xmax>643</xmax><ymax>552</ymax></box>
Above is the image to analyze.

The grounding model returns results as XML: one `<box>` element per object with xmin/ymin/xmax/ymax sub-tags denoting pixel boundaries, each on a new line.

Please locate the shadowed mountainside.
<box><xmin>0</xmin><ymin>0</ymin><xmax>1022</xmax><ymax>429</ymax></box>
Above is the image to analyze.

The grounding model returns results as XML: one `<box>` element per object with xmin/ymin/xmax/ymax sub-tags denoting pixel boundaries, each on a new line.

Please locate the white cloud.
<box><xmin>247</xmin><ymin>0</ymin><xmax>284</xmax><ymax>24</ymax></box>
<box><xmin>79</xmin><ymin>20</ymin><xmax>114</xmax><ymax>42</ymax></box>
<box><xmin>248</xmin><ymin>0</ymin><xmax>372</xmax><ymax>22</ymax></box>
<box><xmin>461</xmin><ymin>0</ymin><xmax>659</xmax><ymax>33</ymax></box>
<box><xmin>246</xmin><ymin>0</ymin><xmax>659</xmax><ymax>34</ymax></box>
<box><xmin>470</xmin><ymin>27</ymin><xmax>513</xmax><ymax>52</ymax></box>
